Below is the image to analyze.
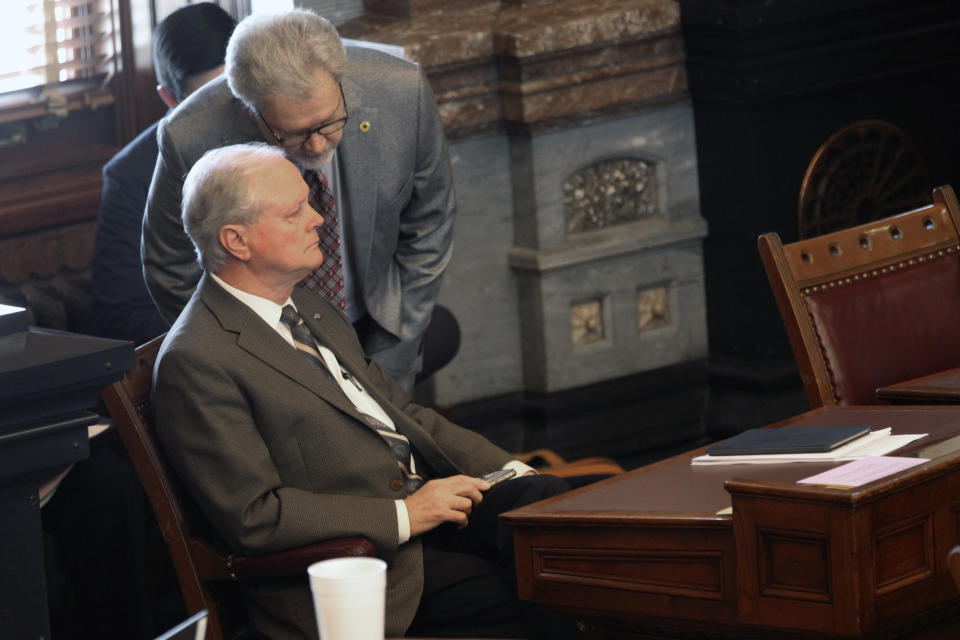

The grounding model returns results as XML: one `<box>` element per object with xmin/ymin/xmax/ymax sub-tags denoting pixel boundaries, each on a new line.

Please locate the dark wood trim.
<box><xmin>0</xmin><ymin>161</ymin><xmax>108</xmax><ymax>237</ymax></box>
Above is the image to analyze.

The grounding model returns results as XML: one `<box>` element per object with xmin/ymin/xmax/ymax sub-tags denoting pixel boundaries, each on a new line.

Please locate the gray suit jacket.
<box><xmin>152</xmin><ymin>276</ymin><xmax>511</xmax><ymax>638</ymax></box>
<box><xmin>143</xmin><ymin>47</ymin><xmax>456</xmax><ymax>388</ymax></box>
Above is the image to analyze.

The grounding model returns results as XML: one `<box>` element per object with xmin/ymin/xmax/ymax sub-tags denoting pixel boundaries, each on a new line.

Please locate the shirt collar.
<box><xmin>210</xmin><ymin>273</ymin><xmax>293</xmax><ymax>330</ymax></box>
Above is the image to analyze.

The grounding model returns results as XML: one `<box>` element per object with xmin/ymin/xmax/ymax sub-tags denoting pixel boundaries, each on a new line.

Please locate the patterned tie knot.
<box><xmin>280</xmin><ymin>304</ymin><xmax>301</xmax><ymax>330</ymax></box>
<box><xmin>280</xmin><ymin>304</ymin><xmax>326</xmax><ymax>371</ymax></box>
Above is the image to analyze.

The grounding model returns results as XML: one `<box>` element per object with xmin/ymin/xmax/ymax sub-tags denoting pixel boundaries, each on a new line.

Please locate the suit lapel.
<box><xmin>201</xmin><ymin>277</ymin><xmax>358</xmax><ymax>419</ymax></box>
<box><xmin>202</xmin><ymin>279</ymin><xmax>461</xmax><ymax>477</ymax></box>
<box><xmin>337</xmin><ymin>76</ymin><xmax>379</xmax><ymax>289</ymax></box>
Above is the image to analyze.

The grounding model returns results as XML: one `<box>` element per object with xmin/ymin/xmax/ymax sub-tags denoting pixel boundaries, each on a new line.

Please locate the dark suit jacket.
<box><xmin>144</xmin><ymin>47</ymin><xmax>456</xmax><ymax>388</ymax></box>
<box><xmin>152</xmin><ymin>276</ymin><xmax>511</xmax><ymax>638</ymax></box>
<box><xmin>92</xmin><ymin>121</ymin><xmax>170</xmax><ymax>345</ymax></box>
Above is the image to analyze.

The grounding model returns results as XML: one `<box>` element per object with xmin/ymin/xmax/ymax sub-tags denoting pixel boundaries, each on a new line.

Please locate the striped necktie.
<box><xmin>279</xmin><ymin>305</ymin><xmax>424</xmax><ymax>493</ymax></box>
<box><xmin>301</xmin><ymin>170</ymin><xmax>346</xmax><ymax>310</ymax></box>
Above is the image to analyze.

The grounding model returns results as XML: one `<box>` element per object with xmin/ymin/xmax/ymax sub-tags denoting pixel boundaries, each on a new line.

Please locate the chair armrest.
<box><xmin>229</xmin><ymin>537</ymin><xmax>378</xmax><ymax>580</ymax></box>
<box><xmin>190</xmin><ymin>537</ymin><xmax>377</xmax><ymax>581</ymax></box>
<box><xmin>514</xmin><ymin>449</ymin><xmax>625</xmax><ymax>477</ymax></box>
<box><xmin>514</xmin><ymin>448</ymin><xmax>568</xmax><ymax>468</ymax></box>
<box><xmin>541</xmin><ymin>461</ymin><xmax>624</xmax><ymax>479</ymax></box>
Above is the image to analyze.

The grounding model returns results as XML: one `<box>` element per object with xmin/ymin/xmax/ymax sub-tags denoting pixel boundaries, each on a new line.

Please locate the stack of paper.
<box><xmin>691</xmin><ymin>428</ymin><xmax>927</xmax><ymax>465</ymax></box>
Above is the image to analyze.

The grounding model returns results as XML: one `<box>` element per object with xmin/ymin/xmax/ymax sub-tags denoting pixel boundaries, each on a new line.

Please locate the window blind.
<box><xmin>0</xmin><ymin>0</ymin><xmax>117</xmax><ymax>96</ymax></box>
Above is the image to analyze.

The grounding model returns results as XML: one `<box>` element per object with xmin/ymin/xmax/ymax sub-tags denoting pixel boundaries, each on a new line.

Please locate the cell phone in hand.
<box><xmin>480</xmin><ymin>468</ymin><xmax>516</xmax><ymax>487</ymax></box>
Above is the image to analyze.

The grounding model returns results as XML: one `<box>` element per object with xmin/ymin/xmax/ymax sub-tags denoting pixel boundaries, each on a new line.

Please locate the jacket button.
<box><xmin>390</xmin><ymin>479</ymin><xmax>403</xmax><ymax>491</ymax></box>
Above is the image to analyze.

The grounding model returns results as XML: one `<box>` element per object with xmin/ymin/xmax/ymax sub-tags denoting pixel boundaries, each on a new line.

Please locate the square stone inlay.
<box><xmin>570</xmin><ymin>299</ymin><xmax>604</xmax><ymax>346</ymax></box>
<box><xmin>637</xmin><ymin>286</ymin><xmax>669</xmax><ymax>332</ymax></box>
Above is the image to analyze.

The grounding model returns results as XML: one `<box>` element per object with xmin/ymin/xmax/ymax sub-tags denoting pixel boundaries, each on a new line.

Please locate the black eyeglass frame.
<box><xmin>257</xmin><ymin>83</ymin><xmax>348</xmax><ymax>148</ymax></box>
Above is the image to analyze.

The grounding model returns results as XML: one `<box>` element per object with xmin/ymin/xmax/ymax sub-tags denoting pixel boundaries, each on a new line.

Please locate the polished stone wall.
<box><xmin>504</xmin><ymin>105</ymin><xmax>706</xmax><ymax>394</ymax></box>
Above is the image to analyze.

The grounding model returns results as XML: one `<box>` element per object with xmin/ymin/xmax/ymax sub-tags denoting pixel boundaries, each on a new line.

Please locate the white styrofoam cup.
<box><xmin>308</xmin><ymin>557</ymin><xmax>387</xmax><ymax>640</ymax></box>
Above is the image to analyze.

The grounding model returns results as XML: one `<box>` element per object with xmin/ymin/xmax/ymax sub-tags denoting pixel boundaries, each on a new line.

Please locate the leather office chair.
<box><xmin>759</xmin><ymin>185</ymin><xmax>960</xmax><ymax>408</ymax></box>
<box><xmin>101</xmin><ymin>335</ymin><xmax>376</xmax><ymax>640</ymax></box>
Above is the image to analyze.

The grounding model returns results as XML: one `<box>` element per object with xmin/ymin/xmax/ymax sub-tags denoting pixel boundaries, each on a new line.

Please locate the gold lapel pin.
<box><xmin>359</xmin><ymin>121</ymin><xmax>371</xmax><ymax>132</ymax></box>
<box><xmin>313</xmin><ymin>313</ymin><xmax>322</xmax><ymax>320</ymax></box>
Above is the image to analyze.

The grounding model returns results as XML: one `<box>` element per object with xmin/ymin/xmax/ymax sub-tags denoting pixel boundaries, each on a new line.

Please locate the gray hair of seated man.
<box><xmin>182</xmin><ymin>143</ymin><xmax>287</xmax><ymax>274</ymax></box>
<box><xmin>225</xmin><ymin>9</ymin><xmax>347</xmax><ymax>113</ymax></box>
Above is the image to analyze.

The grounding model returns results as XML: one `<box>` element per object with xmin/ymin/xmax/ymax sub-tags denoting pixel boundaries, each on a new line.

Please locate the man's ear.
<box><xmin>157</xmin><ymin>85</ymin><xmax>178</xmax><ymax>110</ymax></box>
<box><xmin>220</xmin><ymin>225</ymin><xmax>252</xmax><ymax>262</ymax></box>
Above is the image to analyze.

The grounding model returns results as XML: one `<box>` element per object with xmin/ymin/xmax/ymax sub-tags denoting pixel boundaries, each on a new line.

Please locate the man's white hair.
<box><xmin>182</xmin><ymin>143</ymin><xmax>288</xmax><ymax>273</ymax></box>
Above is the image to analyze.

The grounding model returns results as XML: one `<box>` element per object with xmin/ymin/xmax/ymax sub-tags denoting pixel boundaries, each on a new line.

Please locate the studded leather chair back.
<box><xmin>759</xmin><ymin>186</ymin><xmax>960</xmax><ymax>408</ymax></box>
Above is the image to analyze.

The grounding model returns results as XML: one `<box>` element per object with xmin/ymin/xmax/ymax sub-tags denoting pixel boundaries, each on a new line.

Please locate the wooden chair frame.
<box><xmin>950</xmin><ymin>545</ymin><xmax>960</xmax><ymax>591</ymax></box>
<box><xmin>101</xmin><ymin>335</ymin><xmax>375</xmax><ymax>640</ymax></box>
<box><xmin>759</xmin><ymin>185</ymin><xmax>960</xmax><ymax>408</ymax></box>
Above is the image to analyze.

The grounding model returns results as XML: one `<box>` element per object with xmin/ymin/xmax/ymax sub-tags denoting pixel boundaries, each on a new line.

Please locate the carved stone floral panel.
<box><xmin>563</xmin><ymin>158</ymin><xmax>657</xmax><ymax>234</ymax></box>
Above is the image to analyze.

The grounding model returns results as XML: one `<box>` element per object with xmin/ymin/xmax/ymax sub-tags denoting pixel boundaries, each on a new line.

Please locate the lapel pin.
<box><xmin>359</xmin><ymin>121</ymin><xmax>371</xmax><ymax>132</ymax></box>
<box><xmin>313</xmin><ymin>312</ymin><xmax>322</xmax><ymax>320</ymax></box>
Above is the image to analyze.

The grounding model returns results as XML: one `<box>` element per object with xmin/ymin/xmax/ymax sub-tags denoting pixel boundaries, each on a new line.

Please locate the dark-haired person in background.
<box><xmin>92</xmin><ymin>2</ymin><xmax>236</xmax><ymax>345</ymax></box>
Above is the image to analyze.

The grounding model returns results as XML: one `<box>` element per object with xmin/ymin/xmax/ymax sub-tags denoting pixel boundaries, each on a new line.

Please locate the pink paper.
<box><xmin>797</xmin><ymin>456</ymin><xmax>928</xmax><ymax>488</ymax></box>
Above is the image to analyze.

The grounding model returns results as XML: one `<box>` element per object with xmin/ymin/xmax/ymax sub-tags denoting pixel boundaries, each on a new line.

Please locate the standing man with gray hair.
<box><xmin>142</xmin><ymin>9</ymin><xmax>456</xmax><ymax>390</ymax></box>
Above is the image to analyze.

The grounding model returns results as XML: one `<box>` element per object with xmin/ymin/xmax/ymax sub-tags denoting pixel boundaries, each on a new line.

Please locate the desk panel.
<box><xmin>503</xmin><ymin>406</ymin><xmax>960</xmax><ymax>639</ymax></box>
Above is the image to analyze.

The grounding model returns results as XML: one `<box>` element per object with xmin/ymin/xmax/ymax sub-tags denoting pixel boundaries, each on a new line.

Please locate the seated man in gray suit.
<box><xmin>143</xmin><ymin>9</ymin><xmax>457</xmax><ymax>390</ymax></box>
<box><xmin>152</xmin><ymin>143</ymin><xmax>575</xmax><ymax>640</ymax></box>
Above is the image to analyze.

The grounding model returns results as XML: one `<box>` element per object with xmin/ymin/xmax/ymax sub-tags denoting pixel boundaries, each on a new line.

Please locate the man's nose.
<box><xmin>302</xmin><ymin>131</ymin><xmax>327</xmax><ymax>154</ymax></box>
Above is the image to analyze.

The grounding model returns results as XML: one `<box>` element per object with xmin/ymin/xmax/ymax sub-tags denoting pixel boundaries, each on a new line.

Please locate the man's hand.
<box><xmin>404</xmin><ymin>475</ymin><xmax>487</xmax><ymax>537</ymax></box>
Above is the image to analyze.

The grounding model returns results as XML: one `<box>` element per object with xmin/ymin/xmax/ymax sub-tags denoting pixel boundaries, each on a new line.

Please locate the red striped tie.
<box><xmin>301</xmin><ymin>170</ymin><xmax>346</xmax><ymax>310</ymax></box>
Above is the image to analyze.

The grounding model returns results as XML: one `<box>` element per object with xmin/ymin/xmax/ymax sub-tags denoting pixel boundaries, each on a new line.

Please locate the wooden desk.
<box><xmin>502</xmin><ymin>406</ymin><xmax>960</xmax><ymax>639</ymax></box>
<box><xmin>877</xmin><ymin>367</ymin><xmax>960</xmax><ymax>404</ymax></box>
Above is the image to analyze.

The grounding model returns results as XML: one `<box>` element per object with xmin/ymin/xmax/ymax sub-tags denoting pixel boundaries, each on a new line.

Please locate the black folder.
<box><xmin>706</xmin><ymin>425</ymin><xmax>871</xmax><ymax>456</ymax></box>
